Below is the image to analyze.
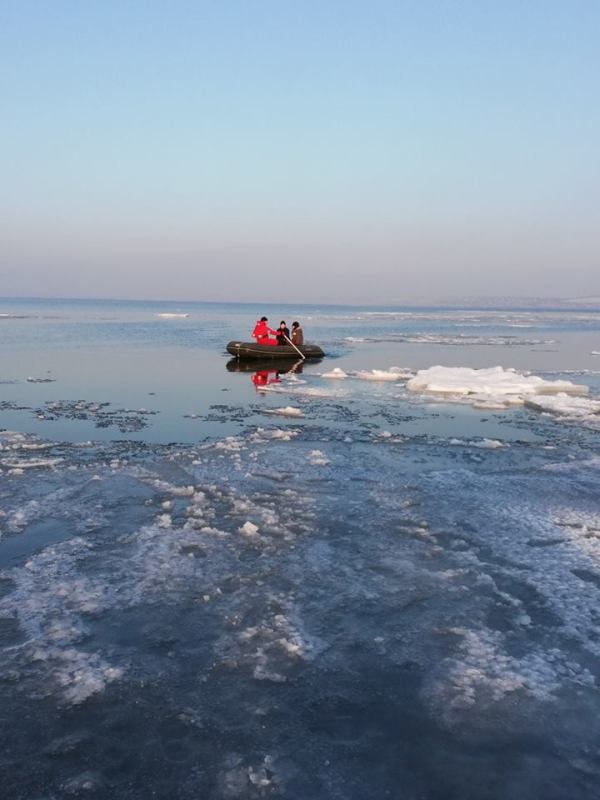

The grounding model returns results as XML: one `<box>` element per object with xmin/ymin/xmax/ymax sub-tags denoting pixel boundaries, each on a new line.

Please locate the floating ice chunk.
<box><xmin>321</xmin><ymin>368</ymin><xmax>348</xmax><ymax>379</ymax></box>
<box><xmin>375</xmin><ymin>430</ymin><xmax>405</xmax><ymax>443</ymax></box>
<box><xmin>56</xmin><ymin>651</ymin><xmax>124</xmax><ymax>705</ymax></box>
<box><xmin>239</xmin><ymin>521</ymin><xmax>259</xmax><ymax>537</ymax></box>
<box><xmin>524</xmin><ymin>393</ymin><xmax>600</xmax><ymax>425</ymax></box>
<box><xmin>2</xmin><ymin>457</ymin><xmax>63</xmax><ymax>470</ymax></box>
<box><xmin>250</xmin><ymin>427</ymin><xmax>299</xmax><ymax>441</ymax></box>
<box><xmin>151</xmin><ymin>480</ymin><xmax>195</xmax><ymax>496</ymax></box>
<box><xmin>355</xmin><ymin>366</ymin><xmax>412</xmax><ymax>381</ymax></box>
<box><xmin>407</xmin><ymin>366</ymin><xmax>588</xmax><ymax>414</ymax></box>
<box><xmin>155</xmin><ymin>312</ymin><xmax>189</xmax><ymax>318</ymax></box>
<box><xmin>290</xmin><ymin>386</ymin><xmax>342</xmax><ymax>398</ymax></box>
<box><xmin>449</xmin><ymin>438</ymin><xmax>506</xmax><ymax>449</ymax></box>
<box><xmin>265</xmin><ymin>407</ymin><xmax>304</xmax><ymax>418</ymax></box>
<box><xmin>591</xmin><ymin>351</ymin><xmax>600</xmax><ymax>356</ymax></box>
<box><xmin>307</xmin><ymin>449</ymin><xmax>330</xmax><ymax>466</ymax></box>
<box><xmin>215</xmin><ymin>437</ymin><xmax>244</xmax><ymax>452</ymax></box>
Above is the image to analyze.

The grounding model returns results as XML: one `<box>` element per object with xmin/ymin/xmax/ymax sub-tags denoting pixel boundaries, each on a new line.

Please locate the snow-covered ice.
<box><xmin>355</xmin><ymin>366</ymin><xmax>413</xmax><ymax>381</ymax></box>
<box><xmin>265</xmin><ymin>406</ymin><xmax>304</xmax><ymax>418</ymax></box>
<box><xmin>321</xmin><ymin>367</ymin><xmax>348</xmax><ymax>379</ymax></box>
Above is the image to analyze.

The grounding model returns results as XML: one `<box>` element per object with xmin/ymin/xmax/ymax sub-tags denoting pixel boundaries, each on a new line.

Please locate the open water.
<box><xmin>1</xmin><ymin>298</ymin><xmax>600</xmax><ymax>799</ymax></box>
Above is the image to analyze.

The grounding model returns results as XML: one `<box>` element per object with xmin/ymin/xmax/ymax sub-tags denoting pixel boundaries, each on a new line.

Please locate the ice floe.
<box><xmin>249</xmin><ymin>427</ymin><xmax>299</xmax><ymax>442</ymax></box>
<box><xmin>239</xmin><ymin>521</ymin><xmax>259</xmax><ymax>537</ymax></box>
<box><xmin>354</xmin><ymin>367</ymin><xmax>413</xmax><ymax>381</ymax></box>
<box><xmin>524</xmin><ymin>394</ymin><xmax>600</xmax><ymax>427</ymax></box>
<box><xmin>265</xmin><ymin>407</ymin><xmax>304</xmax><ymax>418</ymax></box>
<box><xmin>428</xmin><ymin>626</ymin><xmax>594</xmax><ymax>716</ymax></box>
<box><xmin>307</xmin><ymin>449</ymin><xmax>330</xmax><ymax>466</ymax></box>
<box><xmin>448</xmin><ymin>438</ymin><xmax>507</xmax><ymax>449</ymax></box>
<box><xmin>345</xmin><ymin>333</ymin><xmax>554</xmax><ymax>347</ymax></box>
<box><xmin>408</xmin><ymin>365</ymin><xmax>588</xmax><ymax>399</ymax></box>
<box><xmin>321</xmin><ymin>367</ymin><xmax>348</xmax><ymax>379</ymax></box>
<box><xmin>407</xmin><ymin>366</ymin><xmax>591</xmax><ymax>418</ymax></box>
<box><xmin>2</xmin><ymin>457</ymin><xmax>63</xmax><ymax>470</ymax></box>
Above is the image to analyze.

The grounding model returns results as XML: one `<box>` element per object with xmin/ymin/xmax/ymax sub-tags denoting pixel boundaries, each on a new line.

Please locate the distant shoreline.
<box><xmin>2</xmin><ymin>295</ymin><xmax>600</xmax><ymax>312</ymax></box>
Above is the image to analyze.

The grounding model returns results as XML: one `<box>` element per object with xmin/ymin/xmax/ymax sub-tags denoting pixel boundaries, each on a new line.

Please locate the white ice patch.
<box><xmin>524</xmin><ymin>394</ymin><xmax>600</xmax><ymax>428</ymax></box>
<box><xmin>155</xmin><ymin>312</ymin><xmax>189</xmax><ymax>318</ymax></box>
<box><xmin>346</xmin><ymin>333</ymin><xmax>553</xmax><ymax>347</ymax></box>
<box><xmin>249</xmin><ymin>427</ymin><xmax>299</xmax><ymax>442</ymax></box>
<box><xmin>0</xmin><ymin>537</ymin><xmax>125</xmax><ymax>704</ymax></box>
<box><xmin>214</xmin><ymin>437</ymin><xmax>245</xmax><ymax>452</ymax></box>
<box><xmin>150</xmin><ymin>480</ymin><xmax>196</xmax><ymax>496</ymax></box>
<box><xmin>265</xmin><ymin>407</ymin><xmax>304</xmax><ymax>418</ymax></box>
<box><xmin>1</xmin><ymin>458</ymin><xmax>63</xmax><ymax>470</ymax></box>
<box><xmin>408</xmin><ymin>365</ymin><xmax>587</xmax><ymax>399</ymax></box>
<box><xmin>321</xmin><ymin>368</ymin><xmax>348</xmax><ymax>379</ymax></box>
<box><xmin>421</xmin><ymin>462</ymin><xmax>600</xmax><ymax>725</ymax></box>
<box><xmin>429</xmin><ymin>627</ymin><xmax>593</xmax><ymax>717</ymax></box>
<box><xmin>290</xmin><ymin>386</ymin><xmax>343</xmax><ymax>398</ymax></box>
<box><xmin>239</xmin><ymin>521</ymin><xmax>259</xmax><ymax>537</ymax></box>
<box><xmin>225</xmin><ymin>607</ymin><xmax>320</xmax><ymax>682</ymax></box>
<box><xmin>307</xmin><ymin>449</ymin><xmax>330</xmax><ymax>466</ymax></box>
<box><xmin>53</xmin><ymin>650</ymin><xmax>124</xmax><ymax>705</ymax></box>
<box><xmin>355</xmin><ymin>366</ymin><xmax>412</xmax><ymax>381</ymax></box>
<box><xmin>448</xmin><ymin>438</ymin><xmax>507</xmax><ymax>449</ymax></box>
<box><xmin>407</xmin><ymin>366</ymin><xmax>590</xmax><ymax>419</ymax></box>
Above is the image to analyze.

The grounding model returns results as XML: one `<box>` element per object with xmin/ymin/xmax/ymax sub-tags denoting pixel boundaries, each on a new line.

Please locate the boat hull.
<box><xmin>226</xmin><ymin>341</ymin><xmax>325</xmax><ymax>360</ymax></box>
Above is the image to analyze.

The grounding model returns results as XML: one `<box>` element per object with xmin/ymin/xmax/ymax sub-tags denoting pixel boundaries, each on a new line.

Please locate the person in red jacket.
<box><xmin>251</xmin><ymin>316</ymin><xmax>277</xmax><ymax>345</ymax></box>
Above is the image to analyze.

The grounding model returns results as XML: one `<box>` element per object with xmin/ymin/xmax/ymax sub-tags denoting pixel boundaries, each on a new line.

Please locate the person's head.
<box><xmin>260</xmin><ymin>316</ymin><xmax>268</xmax><ymax>322</ymax></box>
<box><xmin>279</xmin><ymin>320</ymin><xmax>286</xmax><ymax>327</ymax></box>
<box><xmin>292</xmin><ymin>321</ymin><xmax>300</xmax><ymax>329</ymax></box>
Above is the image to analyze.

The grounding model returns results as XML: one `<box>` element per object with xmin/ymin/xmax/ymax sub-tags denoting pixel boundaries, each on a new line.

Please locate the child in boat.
<box><xmin>252</xmin><ymin>316</ymin><xmax>277</xmax><ymax>345</ymax></box>
<box><xmin>291</xmin><ymin>321</ymin><xmax>304</xmax><ymax>346</ymax></box>
<box><xmin>276</xmin><ymin>321</ymin><xmax>290</xmax><ymax>346</ymax></box>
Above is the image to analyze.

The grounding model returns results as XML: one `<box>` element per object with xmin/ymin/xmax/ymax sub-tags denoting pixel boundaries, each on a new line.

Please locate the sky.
<box><xmin>1</xmin><ymin>0</ymin><xmax>599</xmax><ymax>304</ymax></box>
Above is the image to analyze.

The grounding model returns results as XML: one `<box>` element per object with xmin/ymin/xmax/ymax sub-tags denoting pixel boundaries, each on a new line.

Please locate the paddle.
<box><xmin>283</xmin><ymin>332</ymin><xmax>305</xmax><ymax>360</ymax></box>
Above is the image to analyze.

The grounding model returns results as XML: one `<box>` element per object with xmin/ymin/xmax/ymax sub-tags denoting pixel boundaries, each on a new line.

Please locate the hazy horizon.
<box><xmin>2</xmin><ymin>1</ymin><xmax>599</xmax><ymax>302</ymax></box>
<box><xmin>4</xmin><ymin>292</ymin><xmax>600</xmax><ymax>311</ymax></box>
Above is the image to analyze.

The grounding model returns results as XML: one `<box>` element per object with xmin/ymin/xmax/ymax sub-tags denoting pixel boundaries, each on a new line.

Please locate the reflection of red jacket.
<box><xmin>251</xmin><ymin>370</ymin><xmax>281</xmax><ymax>389</ymax></box>
<box><xmin>252</xmin><ymin>371</ymin><xmax>269</xmax><ymax>387</ymax></box>
<box><xmin>252</xmin><ymin>320</ymin><xmax>277</xmax><ymax>343</ymax></box>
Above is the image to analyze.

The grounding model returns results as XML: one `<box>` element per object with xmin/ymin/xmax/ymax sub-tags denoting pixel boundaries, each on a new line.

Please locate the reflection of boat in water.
<box><xmin>226</xmin><ymin>358</ymin><xmax>304</xmax><ymax>374</ymax></box>
<box><xmin>226</xmin><ymin>358</ymin><xmax>304</xmax><ymax>390</ymax></box>
<box><xmin>226</xmin><ymin>341</ymin><xmax>325</xmax><ymax>360</ymax></box>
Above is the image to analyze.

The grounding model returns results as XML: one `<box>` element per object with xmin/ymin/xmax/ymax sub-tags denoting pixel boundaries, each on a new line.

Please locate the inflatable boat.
<box><xmin>226</xmin><ymin>341</ymin><xmax>325</xmax><ymax>360</ymax></box>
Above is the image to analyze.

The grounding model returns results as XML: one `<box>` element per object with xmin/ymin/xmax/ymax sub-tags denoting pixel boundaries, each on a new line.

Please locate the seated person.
<box><xmin>291</xmin><ymin>321</ymin><xmax>304</xmax><ymax>346</ymax></box>
<box><xmin>276</xmin><ymin>320</ymin><xmax>290</xmax><ymax>346</ymax></box>
<box><xmin>252</xmin><ymin>316</ymin><xmax>277</xmax><ymax>345</ymax></box>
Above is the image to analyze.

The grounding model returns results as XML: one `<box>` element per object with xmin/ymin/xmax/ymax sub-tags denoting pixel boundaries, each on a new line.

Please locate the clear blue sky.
<box><xmin>1</xmin><ymin>1</ymin><xmax>598</xmax><ymax>302</ymax></box>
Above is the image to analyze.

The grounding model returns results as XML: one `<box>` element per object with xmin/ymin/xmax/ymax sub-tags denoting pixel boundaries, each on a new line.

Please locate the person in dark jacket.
<box><xmin>276</xmin><ymin>321</ymin><xmax>290</xmax><ymax>346</ymax></box>
<box><xmin>291</xmin><ymin>321</ymin><xmax>304</xmax><ymax>346</ymax></box>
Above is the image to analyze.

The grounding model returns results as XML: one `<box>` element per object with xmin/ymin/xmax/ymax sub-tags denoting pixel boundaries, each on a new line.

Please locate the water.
<box><xmin>1</xmin><ymin>298</ymin><xmax>600</xmax><ymax>798</ymax></box>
